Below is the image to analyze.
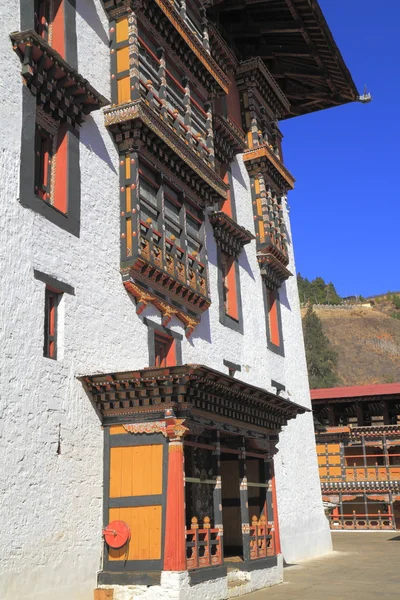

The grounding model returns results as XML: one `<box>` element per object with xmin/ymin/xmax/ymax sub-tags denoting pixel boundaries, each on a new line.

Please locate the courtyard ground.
<box><xmin>246</xmin><ymin>532</ymin><xmax>400</xmax><ymax>600</ymax></box>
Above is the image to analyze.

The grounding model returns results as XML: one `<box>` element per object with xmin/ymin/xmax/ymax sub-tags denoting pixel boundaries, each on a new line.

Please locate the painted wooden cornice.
<box><xmin>11</xmin><ymin>30</ymin><xmax>108</xmax><ymax>128</ymax></box>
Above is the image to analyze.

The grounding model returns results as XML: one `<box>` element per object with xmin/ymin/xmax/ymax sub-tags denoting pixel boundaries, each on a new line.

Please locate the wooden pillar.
<box><xmin>389</xmin><ymin>490</ymin><xmax>395</xmax><ymax>529</ymax></box>
<box><xmin>265</xmin><ymin>459</ymin><xmax>276</xmax><ymax>549</ymax></box>
<box><xmin>327</xmin><ymin>404</ymin><xmax>336</xmax><ymax>427</ymax></box>
<box><xmin>239</xmin><ymin>444</ymin><xmax>250</xmax><ymax>561</ymax></box>
<box><xmin>356</xmin><ymin>402</ymin><xmax>364</xmax><ymax>427</ymax></box>
<box><xmin>164</xmin><ymin>418</ymin><xmax>188</xmax><ymax>571</ymax></box>
<box><xmin>128</xmin><ymin>12</ymin><xmax>141</xmax><ymax>101</ymax></box>
<box><xmin>157</xmin><ymin>46</ymin><xmax>168</xmax><ymax>120</ymax></box>
<box><xmin>179</xmin><ymin>0</ymin><xmax>186</xmax><ymax>19</ymax></box>
<box><xmin>362</xmin><ymin>433</ymin><xmax>367</xmax><ymax>480</ymax></box>
<box><xmin>339</xmin><ymin>491</ymin><xmax>344</xmax><ymax>527</ymax></box>
<box><xmin>363</xmin><ymin>491</ymin><xmax>369</xmax><ymax>528</ymax></box>
<box><xmin>212</xmin><ymin>430</ymin><xmax>224</xmax><ymax>559</ymax></box>
<box><xmin>270</xmin><ymin>462</ymin><xmax>281</xmax><ymax>555</ymax></box>
<box><xmin>340</xmin><ymin>441</ymin><xmax>346</xmax><ymax>480</ymax></box>
<box><xmin>382</xmin><ymin>401</ymin><xmax>390</xmax><ymax>425</ymax></box>
<box><xmin>383</xmin><ymin>433</ymin><xmax>390</xmax><ymax>480</ymax></box>
<box><xmin>205</xmin><ymin>101</ymin><xmax>215</xmax><ymax>166</ymax></box>
<box><xmin>200</xmin><ymin>7</ymin><xmax>210</xmax><ymax>53</ymax></box>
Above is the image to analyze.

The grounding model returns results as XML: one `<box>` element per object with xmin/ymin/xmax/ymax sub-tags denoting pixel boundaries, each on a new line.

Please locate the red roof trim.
<box><xmin>311</xmin><ymin>383</ymin><xmax>400</xmax><ymax>401</ymax></box>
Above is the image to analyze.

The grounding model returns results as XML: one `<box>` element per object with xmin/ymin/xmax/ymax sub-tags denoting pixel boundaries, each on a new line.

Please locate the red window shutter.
<box><xmin>268</xmin><ymin>290</ymin><xmax>280</xmax><ymax>347</ymax></box>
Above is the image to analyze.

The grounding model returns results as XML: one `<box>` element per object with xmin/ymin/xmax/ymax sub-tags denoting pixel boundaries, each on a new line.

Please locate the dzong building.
<box><xmin>1</xmin><ymin>1</ymin><xmax>361</xmax><ymax>599</ymax></box>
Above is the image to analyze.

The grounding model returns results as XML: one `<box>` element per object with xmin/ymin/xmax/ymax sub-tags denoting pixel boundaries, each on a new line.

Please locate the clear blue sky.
<box><xmin>281</xmin><ymin>0</ymin><xmax>399</xmax><ymax>298</ymax></box>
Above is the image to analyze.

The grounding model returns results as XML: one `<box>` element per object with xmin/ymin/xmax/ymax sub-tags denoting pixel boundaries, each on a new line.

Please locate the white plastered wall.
<box><xmin>0</xmin><ymin>1</ymin><xmax>330</xmax><ymax>599</ymax></box>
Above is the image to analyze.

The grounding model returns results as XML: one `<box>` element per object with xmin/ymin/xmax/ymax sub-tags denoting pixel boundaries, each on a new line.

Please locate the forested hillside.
<box><xmin>299</xmin><ymin>276</ymin><xmax>400</xmax><ymax>387</ymax></box>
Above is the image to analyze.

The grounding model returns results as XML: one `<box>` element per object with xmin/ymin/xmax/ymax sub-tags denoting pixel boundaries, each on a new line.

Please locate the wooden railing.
<box><xmin>330</xmin><ymin>512</ymin><xmax>395</xmax><ymax>530</ymax></box>
<box><xmin>320</xmin><ymin>465</ymin><xmax>400</xmax><ymax>482</ymax></box>
<box><xmin>186</xmin><ymin>517</ymin><xmax>222</xmax><ymax>570</ymax></box>
<box><xmin>138</xmin><ymin>219</ymin><xmax>208</xmax><ymax>299</ymax></box>
<box><xmin>249</xmin><ymin>515</ymin><xmax>274</xmax><ymax>560</ymax></box>
<box><xmin>138</xmin><ymin>38</ymin><xmax>212</xmax><ymax>165</ymax></box>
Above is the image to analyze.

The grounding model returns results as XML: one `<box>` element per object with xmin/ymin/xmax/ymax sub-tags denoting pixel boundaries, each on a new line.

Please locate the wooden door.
<box><xmin>103</xmin><ymin>426</ymin><xmax>167</xmax><ymax>573</ymax></box>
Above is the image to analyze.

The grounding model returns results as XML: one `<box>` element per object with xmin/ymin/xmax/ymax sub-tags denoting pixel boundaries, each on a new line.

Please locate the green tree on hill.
<box><xmin>302</xmin><ymin>305</ymin><xmax>341</xmax><ymax>389</ymax></box>
<box><xmin>297</xmin><ymin>274</ymin><xmax>342</xmax><ymax>305</ymax></box>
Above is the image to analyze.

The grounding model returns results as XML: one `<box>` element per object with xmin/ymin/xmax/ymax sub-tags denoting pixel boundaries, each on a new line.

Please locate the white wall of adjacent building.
<box><xmin>0</xmin><ymin>1</ymin><xmax>330</xmax><ymax>599</ymax></box>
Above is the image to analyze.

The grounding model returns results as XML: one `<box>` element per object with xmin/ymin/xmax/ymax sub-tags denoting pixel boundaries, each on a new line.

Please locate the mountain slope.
<box><xmin>301</xmin><ymin>305</ymin><xmax>400</xmax><ymax>386</ymax></box>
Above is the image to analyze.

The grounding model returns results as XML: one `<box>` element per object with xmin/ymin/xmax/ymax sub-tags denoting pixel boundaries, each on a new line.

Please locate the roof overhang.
<box><xmin>311</xmin><ymin>383</ymin><xmax>400</xmax><ymax>402</ymax></box>
<box><xmin>207</xmin><ymin>0</ymin><xmax>359</xmax><ymax>118</ymax></box>
<box><xmin>81</xmin><ymin>364</ymin><xmax>308</xmax><ymax>430</ymax></box>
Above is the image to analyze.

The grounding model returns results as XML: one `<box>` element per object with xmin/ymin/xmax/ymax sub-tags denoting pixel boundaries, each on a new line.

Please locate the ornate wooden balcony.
<box><xmin>121</xmin><ymin>215</ymin><xmax>210</xmax><ymax>337</ymax></box>
<box><xmin>252</xmin><ymin>181</ymin><xmax>292</xmax><ymax>289</ymax></box>
<box><xmin>236</xmin><ymin>57</ymin><xmax>290</xmax><ymax>120</ymax></box>
<box><xmin>101</xmin><ymin>0</ymin><xmax>229</xmax><ymax>96</ymax></box>
<box><xmin>139</xmin><ymin>0</ymin><xmax>229</xmax><ymax>95</ymax></box>
<box><xmin>105</xmin><ymin>97</ymin><xmax>226</xmax><ymax>205</ymax></box>
<box><xmin>213</xmin><ymin>114</ymin><xmax>247</xmax><ymax>165</ymax></box>
<box><xmin>243</xmin><ymin>143</ymin><xmax>295</xmax><ymax>193</ymax></box>
<box><xmin>209</xmin><ymin>211</ymin><xmax>254</xmax><ymax>258</ymax></box>
<box><xmin>11</xmin><ymin>30</ymin><xmax>108</xmax><ymax>127</ymax></box>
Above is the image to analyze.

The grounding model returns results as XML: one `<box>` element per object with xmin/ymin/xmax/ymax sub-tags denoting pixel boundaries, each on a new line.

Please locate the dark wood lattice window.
<box><xmin>139</xmin><ymin>169</ymin><xmax>160</xmax><ymax>225</ymax></box>
<box><xmin>34</xmin><ymin>0</ymin><xmax>51</xmax><ymax>41</ymax></box>
<box><xmin>154</xmin><ymin>332</ymin><xmax>175</xmax><ymax>367</ymax></box>
<box><xmin>35</xmin><ymin>124</ymin><xmax>54</xmax><ymax>202</ymax></box>
<box><xmin>44</xmin><ymin>288</ymin><xmax>60</xmax><ymax>359</ymax></box>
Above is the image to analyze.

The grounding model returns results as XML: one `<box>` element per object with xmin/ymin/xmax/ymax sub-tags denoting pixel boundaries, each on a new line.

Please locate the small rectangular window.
<box><xmin>154</xmin><ymin>332</ymin><xmax>175</xmax><ymax>367</ymax></box>
<box><xmin>35</xmin><ymin>124</ymin><xmax>54</xmax><ymax>202</ymax></box>
<box><xmin>267</xmin><ymin>289</ymin><xmax>281</xmax><ymax>347</ymax></box>
<box><xmin>164</xmin><ymin>197</ymin><xmax>182</xmax><ymax>242</ymax></box>
<box><xmin>44</xmin><ymin>289</ymin><xmax>61</xmax><ymax>359</ymax></box>
<box><xmin>186</xmin><ymin>210</ymin><xmax>203</xmax><ymax>256</ymax></box>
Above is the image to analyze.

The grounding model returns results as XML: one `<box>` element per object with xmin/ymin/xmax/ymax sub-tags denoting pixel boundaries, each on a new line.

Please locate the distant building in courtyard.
<box><xmin>1</xmin><ymin>1</ymin><xmax>361</xmax><ymax>599</ymax></box>
<box><xmin>312</xmin><ymin>384</ymin><xmax>400</xmax><ymax>531</ymax></box>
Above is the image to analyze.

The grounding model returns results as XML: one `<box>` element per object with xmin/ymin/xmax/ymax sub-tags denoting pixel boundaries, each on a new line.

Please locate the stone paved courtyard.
<box><xmin>247</xmin><ymin>532</ymin><xmax>400</xmax><ymax>600</ymax></box>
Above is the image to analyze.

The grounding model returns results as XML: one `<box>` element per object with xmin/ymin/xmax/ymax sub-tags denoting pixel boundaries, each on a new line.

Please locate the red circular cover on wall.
<box><xmin>102</xmin><ymin>520</ymin><xmax>130</xmax><ymax>549</ymax></box>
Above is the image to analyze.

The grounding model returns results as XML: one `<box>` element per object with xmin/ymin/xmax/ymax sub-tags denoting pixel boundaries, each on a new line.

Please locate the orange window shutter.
<box><xmin>225</xmin><ymin>257</ymin><xmax>239</xmax><ymax>321</ymax></box>
<box><xmin>268</xmin><ymin>290</ymin><xmax>280</xmax><ymax>347</ymax></box>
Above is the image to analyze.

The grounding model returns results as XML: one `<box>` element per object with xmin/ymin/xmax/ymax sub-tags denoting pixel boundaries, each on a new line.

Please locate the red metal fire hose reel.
<box><xmin>102</xmin><ymin>520</ymin><xmax>130</xmax><ymax>549</ymax></box>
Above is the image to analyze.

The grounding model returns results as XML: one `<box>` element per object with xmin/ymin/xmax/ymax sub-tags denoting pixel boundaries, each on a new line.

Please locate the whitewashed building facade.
<box><xmin>0</xmin><ymin>1</ymin><xmax>359</xmax><ymax>599</ymax></box>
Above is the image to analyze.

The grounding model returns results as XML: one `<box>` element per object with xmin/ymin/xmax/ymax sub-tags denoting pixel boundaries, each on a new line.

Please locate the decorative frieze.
<box><xmin>11</xmin><ymin>30</ymin><xmax>108</xmax><ymax>127</ymax></box>
<box><xmin>321</xmin><ymin>481</ymin><xmax>400</xmax><ymax>493</ymax></box>
<box><xmin>208</xmin><ymin>22</ymin><xmax>238</xmax><ymax>74</ymax></box>
<box><xmin>81</xmin><ymin>364</ymin><xmax>308</xmax><ymax>427</ymax></box>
